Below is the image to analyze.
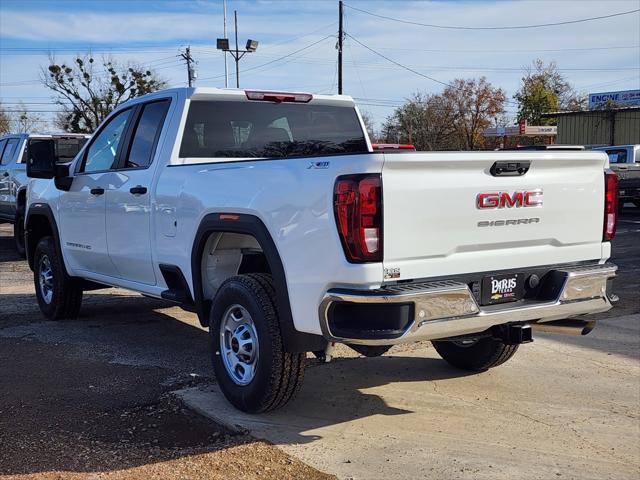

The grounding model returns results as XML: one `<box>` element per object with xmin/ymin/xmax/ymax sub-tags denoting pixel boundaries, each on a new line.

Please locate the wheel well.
<box><xmin>191</xmin><ymin>213</ymin><xmax>327</xmax><ymax>353</ymax></box>
<box><xmin>26</xmin><ymin>214</ymin><xmax>53</xmax><ymax>270</ymax></box>
<box><xmin>200</xmin><ymin>232</ymin><xmax>271</xmax><ymax>307</ymax></box>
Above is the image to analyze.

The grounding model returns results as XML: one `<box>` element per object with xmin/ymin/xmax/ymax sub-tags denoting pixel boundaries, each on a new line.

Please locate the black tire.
<box><xmin>33</xmin><ymin>236</ymin><xmax>83</xmax><ymax>320</ymax></box>
<box><xmin>209</xmin><ymin>273</ymin><xmax>306</xmax><ymax>413</ymax></box>
<box><xmin>14</xmin><ymin>210</ymin><xmax>26</xmax><ymax>258</ymax></box>
<box><xmin>432</xmin><ymin>337</ymin><xmax>519</xmax><ymax>372</ymax></box>
<box><xmin>348</xmin><ymin>344</ymin><xmax>392</xmax><ymax>357</ymax></box>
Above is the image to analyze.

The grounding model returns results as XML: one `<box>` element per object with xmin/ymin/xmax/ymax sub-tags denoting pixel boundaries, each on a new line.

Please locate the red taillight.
<box><xmin>245</xmin><ymin>90</ymin><xmax>313</xmax><ymax>103</ymax></box>
<box><xmin>334</xmin><ymin>174</ymin><xmax>382</xmax><ymax>263</ymax></box>
<box><xmin>603</xmin><ymin>169</ymin><xmax>618</xmax><ymax>242</ymax></box>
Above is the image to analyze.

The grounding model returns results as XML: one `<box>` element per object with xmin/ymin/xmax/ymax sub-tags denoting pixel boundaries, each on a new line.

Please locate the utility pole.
<box><xmin>338</xmin><ymin>0</ymin><xmax>343</xmax><ymax>94</ymax></box>
<box><xmin>223</xmin><ymin>0</ymin><xmax>228</xmax><ymax>88</ymax></box>
<box><xmin>180</xmin><ymin>46</ymin><xmax>195</xmax><ymax>87</ymax></box>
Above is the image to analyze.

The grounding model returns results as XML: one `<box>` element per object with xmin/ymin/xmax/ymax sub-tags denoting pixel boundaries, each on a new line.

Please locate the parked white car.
<box><xmin>25</xmin><ymin>88</ymin><xmax>618</xmax><ymax>412</ymax></box>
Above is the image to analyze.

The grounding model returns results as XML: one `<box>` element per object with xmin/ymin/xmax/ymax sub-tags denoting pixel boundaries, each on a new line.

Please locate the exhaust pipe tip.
<box><xmin>531</xmin><ymin>319</ymin><xmax>596</xmax><ymax>336</ymax></box>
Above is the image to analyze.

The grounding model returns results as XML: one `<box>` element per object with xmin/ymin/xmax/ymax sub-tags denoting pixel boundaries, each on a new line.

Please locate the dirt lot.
<box><xmin>0</xmin><ymin>224</ymin><xmax>332</xmax><ymax>480</ymax></box>
<box><xmin>0</xmin><ymin>210</ymin><xmax>638</xmax><ymax>479</ymax></box>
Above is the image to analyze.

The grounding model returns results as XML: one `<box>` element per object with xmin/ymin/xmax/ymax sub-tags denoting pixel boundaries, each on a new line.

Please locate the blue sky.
<box><xmin>1</xmin><ymin>0</ymin><xmax>639</xmax><ymax>130</ymax></box>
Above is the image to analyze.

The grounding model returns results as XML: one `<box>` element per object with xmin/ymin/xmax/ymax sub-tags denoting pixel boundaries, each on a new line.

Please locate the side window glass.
<box><xmin>125</xmin><ymin>100</ymin><xmax>170</xmax><ymax>168</ymax></box>
<box><xmin>1</xmin><ymin>139</ymin><xmax>19</xmax><ymax>165</ymax></box>
<box><xmin>0</xmin><ymin>140</ymin><xmax>7</xmax><ymax>162</ymax></box>
<box><xmin>82</xmin><ymin>109</ymin><xmax>132</xmax><ymax>173</ymax></box>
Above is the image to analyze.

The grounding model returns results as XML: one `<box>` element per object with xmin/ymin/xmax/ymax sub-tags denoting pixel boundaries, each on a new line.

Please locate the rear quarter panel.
<box><xmin>155</xmin><ymin>153</ymin><xmax>385</xmax><ymax>335</ymax></box>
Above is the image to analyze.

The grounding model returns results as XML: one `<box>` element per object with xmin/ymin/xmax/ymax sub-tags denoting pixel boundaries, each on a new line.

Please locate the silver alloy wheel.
<box><xmin>38</xmin><ymin>255</ymin><xmax>54</xmax><ymax>304</ymax></box>
<box><xmin>220</xmin><ymin>304</ymin><xmax>259</xmax><ymax>386</ymax></box>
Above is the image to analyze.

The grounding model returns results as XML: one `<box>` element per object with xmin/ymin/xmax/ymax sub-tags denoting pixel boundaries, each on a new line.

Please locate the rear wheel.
<box><xmin>432</xmin><ymin>337</ymin><xmax>519</xmax><ymax>371</ymax></box>
<box><xmin>209</xmin><ymin>273</ymin><xmax>306</xmax><ymax>413</ymax></box>
<box><xmin>13</xmin><ymin>210</ymin><xmax>25</xmax><ymax>258</ymax></box>
<box><xmin>33</xmin><ymin>236</ymin><xmax>83</xmax><ymax>320</ymax></box>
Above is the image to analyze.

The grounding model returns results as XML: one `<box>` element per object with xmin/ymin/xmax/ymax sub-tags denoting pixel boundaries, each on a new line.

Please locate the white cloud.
<box><xmin>1</xmin><ymin>0</ymin><xmax>638</xmax><ymax>130</ymax></box>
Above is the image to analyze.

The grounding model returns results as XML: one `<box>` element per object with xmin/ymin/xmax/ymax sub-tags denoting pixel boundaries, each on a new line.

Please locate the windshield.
<box><xmin>179</xmin><ymin>100</ymin><xmax>367</xmax><ymax>159</ymax></box>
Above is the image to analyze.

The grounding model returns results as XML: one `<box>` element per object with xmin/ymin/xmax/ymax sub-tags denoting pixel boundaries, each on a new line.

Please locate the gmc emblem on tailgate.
<box><xmin>476</xmin><ymin>190</ymin><xmax>543</xmax><ymax>209</ymax></box>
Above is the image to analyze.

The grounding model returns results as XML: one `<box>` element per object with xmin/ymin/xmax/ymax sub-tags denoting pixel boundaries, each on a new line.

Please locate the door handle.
<box><xmin>90</xmin><ymin>187</ymin><xmax>105</xmax><ymax>195</ymax></box>
<box><xmin>129</xmin><ymin>185</ymin><xmax>147</xmax><ymax>195</ymax></box>
<box><xmin>1</xmin><ymin>172</ymin><xmax>8</xmax><ymax>177</ymax></box>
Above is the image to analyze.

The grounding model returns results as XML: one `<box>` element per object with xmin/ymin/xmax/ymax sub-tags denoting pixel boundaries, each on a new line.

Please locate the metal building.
<box><xmin>542</xmin><ymin>107</ymin><xmax>640</xmax><ymax>146</ymax></box>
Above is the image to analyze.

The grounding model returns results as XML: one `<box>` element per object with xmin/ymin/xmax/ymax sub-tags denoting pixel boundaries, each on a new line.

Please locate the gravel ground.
<box><xmin>0</xmin><ymin>224</ymin><xmax>333</xmax><ymax>480</ymax></box>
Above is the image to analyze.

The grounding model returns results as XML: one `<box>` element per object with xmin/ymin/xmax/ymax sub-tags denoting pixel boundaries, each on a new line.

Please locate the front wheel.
<box><xmin>33</xmin><ymin>236</ymin><xmax>83</xmax><ymax>320</ymax></box>
<box><xmin>432</xmin><ymin>337</ymin><xmax>519</xmax><ymax>372</ymax></box>
<box><xmin>209</xmin><ymin>273</ymin><xmax>306</xmax><ymax>413</ymax></box>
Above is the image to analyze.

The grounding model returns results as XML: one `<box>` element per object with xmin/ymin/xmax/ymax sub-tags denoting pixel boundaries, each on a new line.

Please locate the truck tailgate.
<box><xmin>381</xmin><ymin>152</ymin><xmax>608</xmax><ymax>281</ymax></box>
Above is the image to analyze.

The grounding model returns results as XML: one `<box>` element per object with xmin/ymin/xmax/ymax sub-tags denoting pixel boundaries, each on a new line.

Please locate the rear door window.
<box><xmin>179</xmin><ymin>101</ymin><xmax>367</xmax><ymax>159</ymax></box>
<box><xmin>1</xmin><ymin>138</ymin><xmax>19</xmax><ymax>165</ymax></box>
<box><xmin>124</xmin><ymin>100</ymin><xmax>170</xmax><ymax>168</ymax></box>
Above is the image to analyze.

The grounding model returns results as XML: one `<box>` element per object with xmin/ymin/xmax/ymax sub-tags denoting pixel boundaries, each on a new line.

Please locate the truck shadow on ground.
<box><xmin>0</xmin><ymin>291</ymin><xmax>471</xmax><ymax>476</ymax></box>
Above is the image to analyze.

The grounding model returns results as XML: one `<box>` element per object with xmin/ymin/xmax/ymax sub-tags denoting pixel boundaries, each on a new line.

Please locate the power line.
<box><xmin>199</xmin><ymin>34</ymin><xmax>334</xmax><ymax>81</ymax></box>
<box><xmin>346</xmin><ymin>34</ymin><xmax>527</xmax><ymax>107</ymax></box>
<box><xmin>346</xmin><ymin>33</ymin><xmax>452</xmax><ymax>87</ymax></box>
<box><xmin>363</xmin><ymin>45</ymin><xmax>640</xmax><ymax>54</ymax></box>
<box><xmin>344</xmin><ymin>3</ymin><xmax>640</xmax><ymax>30</ymax></box>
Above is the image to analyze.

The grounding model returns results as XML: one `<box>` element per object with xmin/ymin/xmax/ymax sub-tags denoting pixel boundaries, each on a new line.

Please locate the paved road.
<box><xmin>0</xmin><ymin>210</ymin><xmax>638</xmax><ymax>479</ymax></box>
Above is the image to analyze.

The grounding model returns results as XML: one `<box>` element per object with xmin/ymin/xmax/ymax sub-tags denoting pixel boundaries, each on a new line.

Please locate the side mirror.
<box><xmin>26</xmin><ymin>139</ymin><xmax>56</xmax><ymax>179</ymax></box>
<box><xmin>54</xmin><ymin>163</ymin><xmax>73</xmax><ymax>191</ymax></box>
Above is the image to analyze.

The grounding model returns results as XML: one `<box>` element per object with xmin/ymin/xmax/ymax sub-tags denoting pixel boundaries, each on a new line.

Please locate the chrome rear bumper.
<box><xmin>319</xmin><ymin>263</ymin><xmax>617</xmax><ymax>345</ymax></box>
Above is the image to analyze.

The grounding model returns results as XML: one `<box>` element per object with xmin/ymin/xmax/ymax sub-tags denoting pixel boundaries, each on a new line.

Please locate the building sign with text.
<box><xmin>588</xmin><ymin>89</ymin><xmax>640</xmax><ymax>110</ymax></box>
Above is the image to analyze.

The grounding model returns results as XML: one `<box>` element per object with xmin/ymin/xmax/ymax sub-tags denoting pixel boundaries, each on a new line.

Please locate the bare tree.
<box><xmin>359</xmin><ymin>110</ymin><xmax>377</xmax><ymax>142</ymax></box>
<box><xmin>382</xmin><ymin>77</ymin><xmax>505</xmax><ymax>151</ymax></box>
<box><xmin>0</xmin><ymin>104</ymin><xmax>10</xmax><ymax>135</ymax></box>
<box><xmin>443</xmin><ymin>77</ymin><xmax>506</xmax><ymax>150</ymax></box>
<box><xmin>10</xmin><ymin>102</ymin><xmax>43</xmax><ymax>133</ymax></box>
<box><xmin>42</xmin><ymin>53</ymin><xmax>166</xmax><ymax>133</ymax></box>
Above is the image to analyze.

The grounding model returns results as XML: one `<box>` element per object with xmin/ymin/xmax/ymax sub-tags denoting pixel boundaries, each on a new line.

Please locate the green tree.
<box><xmin>514</xmin><ymin>59</ymin><xmax>585</xmax><ymax>125</ymax></box>
<box><xmin>42</xmin><ymin>54</ymin><xmax>166</xmax><ymax>133</ymax></box>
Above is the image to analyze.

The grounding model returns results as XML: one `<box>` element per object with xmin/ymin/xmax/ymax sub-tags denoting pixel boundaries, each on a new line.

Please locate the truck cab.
<box><xmin>593</xmin><ymin>145</ymin><xmax>640</xmax><ymax>208</ymax></box>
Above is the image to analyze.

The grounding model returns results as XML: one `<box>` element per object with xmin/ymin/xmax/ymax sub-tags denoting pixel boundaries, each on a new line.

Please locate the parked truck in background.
<box><xmin>0</xmin><ymin>133</ymin><xmax>88</xmax><ymax>256</ymax></box>
<box><xmin>24</xmin><ymin>87</ymin><xmax>618</xmax><ymax>413</ymax></box>
<box><xmin>594</xmin><ymin>144</ymin><xmax>640</xmax><ymax>209</ymax></box>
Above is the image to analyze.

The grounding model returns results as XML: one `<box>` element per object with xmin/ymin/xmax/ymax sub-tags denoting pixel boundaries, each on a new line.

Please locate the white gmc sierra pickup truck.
<box><xmin>25</xmin><ymin>87</ymin><xmax>618</xmax><ymax>412</ymax></box>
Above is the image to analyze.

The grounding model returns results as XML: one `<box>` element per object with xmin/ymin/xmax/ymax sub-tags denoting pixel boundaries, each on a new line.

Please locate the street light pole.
<box><xmin>216</xmin><ymin>11</ymin><xmax>259</xmax><ymax>89</ymax></box>
<box><xmin>234</xmin><ymin>10</ymin><xmax>240</xmax><ymax>88</ymax></box>
<box><xmin>223</xmin><ymin>0</ymin><xmax>228</xmax><ymax>88</ymax></box>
